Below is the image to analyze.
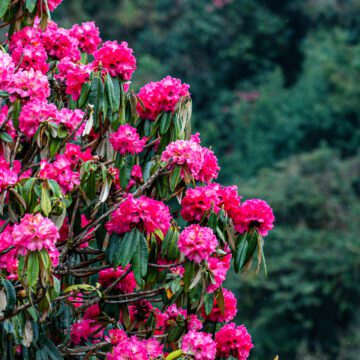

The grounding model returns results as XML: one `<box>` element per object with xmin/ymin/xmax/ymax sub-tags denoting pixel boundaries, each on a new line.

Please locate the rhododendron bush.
<box><xmin>0</xmin><ymin>1</ymin><xmax>275</xmax><ymax>359</ymax></box>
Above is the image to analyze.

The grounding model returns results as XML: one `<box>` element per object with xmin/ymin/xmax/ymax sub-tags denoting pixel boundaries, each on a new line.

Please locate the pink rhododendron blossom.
<box><xmin>0</xmin><ymin>222</ymin><xmax>18</xmax><ymax>278</ymax></box>
<box><xmin>106</xmin><ymin>329</ymin><xmax>128</xmax><ymax>345</ymax></box>
<box><xmin>63</xmin><ymin>143</ymin><xmax>93</xmax><ymax>166</ymax></box>
<box><xmin>161</xmin><ymin>133</ymin><xmax>219</xmax><ymax>183</ymax></box>
<box><xmin>137</xmin><ymin>76</ymin><xmax>190</xmax><ymax>120</ymax></box>
<box><xmin>131</xmin><ymin>165</ymin><xmax>143</xmax><ymax>180</ymax></box>
<box><xmin>39</xmin><ymin>156</ymin><xmax>80</xmax><ymax>193</ymax></box>
<box><xmin>215</xmin><ymin>322</ymin><xmax>253</xmax><ymax>359</ymax></box>
<box><xmin>56</xmin><ymin>57</ymin><xmax>91</xmax><ymax>100</ymax></box>
<box><xmin>0</xmin><ymin>51</ymin><xmax>15</xmax><ymax>89</ymax></box>
<box><xmin>70</xmin><ymin>22</ymin><xmax>101</xmax><ymax>54</ymax></box>
<box><xmin>8</xmin><ymin>68</ymin><xmax>50</xmax><ymax>101</ymax></box>
<box><xmin>144</xmin><ymin>338</ymin><xmax>163</xmax><ymax>359</ymax></box>
<box><xmin>0</xmin><ymin>156</ymin><xmax>18</xmax><ymax>191</ymax></box>
<box><xmin>109</xmin><ymin>124</ymin><xmax>146</xmax><ymax>155</ymax></box>
<box><xmin>207</xmin><ymin>251</ymin><xmax>232</xmax><ymax>293</ymax></box>
<box><xmin>106</xmin><ymin>195</ymin><xmax>171</xmax><ymax>235</ymax></box>
<box><xmin>70</xmin><ymin>319</ymin><xmax>103</xmax><ymax>345</ymax></box>
<box><xmin>9</xmin><ymin>26</ymin><xmax>42</xmax><ymax>52</ymax></box>
<box><xmin>181</xmin><ymin>183</ymin><xmax>241</xmax><ymax>222</ymax></box>
<box><xmin>11</xmin><ymin>45</ymin><xmax>49</xmax><ymax>73</ymax></box>
<box><xmin>19</xmin><ymin>100</ymin><xmax>57</xmax><ymax>137</ymax></box>
<box><xmin>93</xmin><ymin>41</ymin><xmax>136</xmax><ymax>80</ymax></box>
<box><xmin>56</xmin><ymin>108</ymin><xmax>85</xmax><ymax>137</ymax></box>
<box><xmin>11</xmin><ymin>213</ymin><xmax>59</xmax><ymax>258</ymax></box>
<box><xmin>106</xmin><ymin>336</ymin><xmax>148</xmax><ymax>360</ymax></box>
<box><xmin>202</xmin><ymin>288</ymin><xmax>237</xmax><ymax>323</ymax></box>
<box><xmin>233</xmin><ymin>199</ymin><xmax>275</xmax><ymax>236</ymax></box>
<box><xmin>98</xmin><ymin>266</ymin><xmax>136</xmax><ymax>293</ymax></box>
<box><xmin>42</xmin><ymin>0</ymin><xmax>63</xmax><ymax>11</ymax></box>
<box><xmin>181</xmin><ymin>331</ymin><xmax>216</xmax><ymax>360</ymax></box>
<box><xmin>187</xmin><ymin>314</ymin><xmax>203</xmax><ymax>331</ymax></box>
<box><xmin>42</xmin><ymin>22</ymin><xmax>80</xmax><ymax>61</ymax></box>
<box><xmin>178</xmin><ymin>225</ymin><xmax>218</xmax><ymax>263</ymax></box>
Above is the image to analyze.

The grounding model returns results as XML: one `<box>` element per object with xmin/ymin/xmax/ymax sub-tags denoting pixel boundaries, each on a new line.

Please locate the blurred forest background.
<box><xmin>53</xmin><ymin>1</ymin><xmax>360</xmax><ymax>359</ymax></box>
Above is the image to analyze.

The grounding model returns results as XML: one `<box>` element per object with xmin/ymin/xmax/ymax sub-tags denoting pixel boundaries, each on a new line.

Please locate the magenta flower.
<box><xmin>181</xmin><ymin>331</ymin><xmax>216</xmax><ymax>360</ymax></box>
<box><xmin>109</xmin><ymin>124</ymin><xmax>146</xmax><ymax>155</ymax></box>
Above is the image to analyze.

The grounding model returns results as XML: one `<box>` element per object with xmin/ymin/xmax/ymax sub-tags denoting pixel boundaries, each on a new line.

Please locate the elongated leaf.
<box><xmin>43</xmin><ymin>338</ymin><xmax>64</xmax><ymax>360</ymax></box>
<box><xmin>170</xmin><ymin>166</ymin><xmax>181</xmax><ymax>191</ymax></box>
<box><xmin>204</xmin><ymin>292</ymin><xmax>215</xmax><ymax>315</ymax></box>
<box><xmin>78</xmin><ymin>81</ymin><xmax>90</xmax><ymax>108</ymax></box>
<box><xmin>27</xmin><ymin>252</ymin><xmax>39</xmax><ymax>289</ymax></box>
<box><xmin>25</xmin><ymin>0</ymin><xmax>38</xmax><ymax>13</ymax></box>
<box><xmin>0</xmin><ymin>0</ymin><xmax>10</xmax><ymax>18</ymax></box>
<box><xmin>116</xmin><ymin>229</ymin><xmax>140</xmax><ymax>267</ymax></box>
<box><xmin>40</xmin><ymin>187</ymin><xmax>51</xmax><ymax>216</ymax></box>
<box><xmin>1</xmin><ymin>279</ymin><xmax>16</xmax><ymax>317</ymax></box>
<box><xmin>0</xmin><ymin>132</ymin><xmax>13</xmax><ymax>143</ymax></box>
<box><xmin>131</xmin><ymin>233</ymin><xmax>148</xmax><ymax>285</ymax></box>
<box><xmin>160</xmin><ymin>112</ymin><xmax>172</xmax><ymax>134</ymax></box>
<box><xmin>166</xmin><ymin>350</ymin><xmax>183</xmax><ymax>360</ymax></box>
<box><xmin>234</xmin><ymin>234</ymin><xmax>248</xmax><ymax>273</ymax></box>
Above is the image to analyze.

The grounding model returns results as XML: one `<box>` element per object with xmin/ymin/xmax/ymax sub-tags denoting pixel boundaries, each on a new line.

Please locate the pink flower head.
<box><xmin>161</xmin><ymin>134</ymin><xmax>219</xmax><ymax>183</ymax></box>
<box><xmin>8</xmin><ymin>68</ymin><xmax>50</xmax><ymax>101</ymax></box>
<box><xmin>202</xmin><ymin>288</ymin><xmax>237</xmax><ymax>323</ymax></box>
<box><xmin>56</xmin><ymin>108</ymin><xmax>85</xmax><ymax>137</ymax></box>
<box><xmin>42</xmin><ymin>22</ymin><xmax>80</xmax><ymax>61</ymax></box>
<box><xmin>106</xmin><ymin>329</ymin><xmax>128</xmax><ymax>345</ymax></box>
<box><xmin>0</xmin><ymin>222</ymin><xmax>18</xmax><ymax>278</ymax></box>
<box><xmin>233</xmin><ymin>199</ymin><xmax>275</xmax><ymax>236</ymax></box>
<box><xmin>9</xmin><ymin>26</ymin><xmax>42</xmax><ymax>52</ymax></box>
<box><xmin>144</xmin><ymin>338</ymin><xmax>163</xmax><ymax>359</ymax></box>
<box><xmin>70</xmin><ymin>318</ymin><xmax>103</xmax><ymax>345</ymax></box>
<box><xmin>98</xmin><ymin>266</ymin><xmax>136</xmax><ymax>293</ymax></box>
<box><xmin>106</xmin><ymin>195</ymin><xmax>171</xmax><ymax>236</ymax></box>
<box><xmin>106</xmin><ymin>336</ymin><xmax>148</xmax><ymax>360</ymax></box>
<box><xmin>215</xmin><ymin>323</ymin><xmax>253</xmax><ymax>359</ymax></box>
<box><xmin>56</xmin><ymin>57</ymin><xmax>91</xmax><ymax>101</ymax></box>
<box><xmin>207</xmin><ymin>251</ymin><xmax>232</xmax><ymax>293</ymax></box>
<box><xmin>180</xmin><ymin>183</ymin><xmax>241</xmax><ymax>222</ymax></box>
<box><xmin>19</xmin><ymin>100</ymin><xmax>57</xmax><ymax>138</ymax></box>
<box><xmin>130</xmin><ymin>165</ymin><xmax>143</xmax><ymax>180</ymax></box>
<box><xmin>181</xmin><ymin>331</ymin><xmax>216</xmax><ymax>360</ymax></box>
<box><xmin>40</xmin><ymin>0</ymin><xmax>63</xmax><ymax>11</ymax></box>
<box><xmin>11</xmin><ymin>45</ymin><xmax>49</xmax><ymax>73</ymax></box>
<box><xmin>187</xmin><ymin>314</ymin><xmax>203</xmax><ymax>331</ymax></box>
<box><xmin>137</xmin><ymin>76</ymin><xmax>190</xmax><ymax>121</ymax></box>
<box><xmin>178</xmin><ymin>225</ymin><xmax>218</xmax><ymax>263</ymax></box>
<box><xmin>39</xmin><ymin>156</ymin><xmax>80</xmax><ymax>193</ymax></box>
<box><xmin>93</xmin><ymin>41</ymin><xmax>136</xmax><ymax>80</ymax></box>
<box><xmin>0</xmin><ymin>51</ymin><xmax>15</xmax><ymax>89</ymax></box>
<box><xmin>71</xmin><ymin>22</ymin><xmax>101</xmax><ymax>54</ymax></box>
<box><xmin>109</xmin><ymin>124</ymin><xmax>146</xmax><ymax>155</ymax></box>
<box><xmin>11</xmin><ymin>213</ymin><xmax>59</xmax><ymax>257</ymax></box>
<box><xmin>63</xmin><ymin>143</ymin><xmax>93</xmax><ymax>166</ymax></box>
<box><xmin>0</xmin><ymin>156</ymin><xmax>18</xmax><ymax>191</ymax></box>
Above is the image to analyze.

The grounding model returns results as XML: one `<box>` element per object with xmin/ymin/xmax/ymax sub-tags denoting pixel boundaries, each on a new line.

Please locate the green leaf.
<box><xmin>88</xmin><ymin>76</ymin><xmax>104</xmax><ymax>125</ymax></box>
<box><xmin>64</xmin><ymin>284</ymin><xmax>97</xmax><ymax>293</ymax></box>
<box><xmin>216</xmin><ymin>288</ymin><xmax>225</xmax><ymax>315</ymax></box>
<box><xmin>41</xmin><ymin>187</ymin><xmax>52</xmax><ymax>216</ymax></box>
<box><xmin>115</xmin><ymin>229</ymin><xmax>140</xmax><ymax>267</ymax></box>
<box><xmin>170</xmin><ymin>166</ymin><xmax>181</xmax><ymax>191</ymax></box>
<box><xmin>160</xmin><ymin>112</ymin><xmax>172</xmax><ymax>135</ymax></box>
<box><xmin>0</xmin><ymin>132</ymin><xmax>13</xmax><ymax>143</ymax></box>
<box><xmin>1</xmin><ymin>279</ymin><xmax>16</xmax><ymax>317</ymax></box>
<box><xmin>0</xmin><ymin>0</ymin><xmax>10</xmax><ymax>18</ymax></box>
<box><xmin>35</xmin><ymin>349</ymin><xmax>47</xmax><ymax>360</ymax></box>
<box><xmin>78</xmin><ymin>81</ymin><xmax>90</xmax><ymax>108</ymax></box>
<box><xmin>234</xmin><ymin>234</ymin><xmax>248</xmax><ymax>273</ymax></box>
<box><xmin>166</xmin><ymin>350</ymin><xmax>183</xmax><ymax>360</ymax></box>
<box><xmin>204</xmin><ymin>292</ymin><xmax>215</xmax><ymax>315</ymax></box>
<box><xmin>105</xmin><ymin>74</ymin><xmax>119</xmax><ymax>113</ymax></box>
<box><xmin>184</xmin><ymin>261</ymin><xmax>195</xmax><ymax>293</ymax></box>
<box><xmin>43</xmin><ymin>338</ymin><xmax>64</xmax><ymax>360</ymax></box>
<box><xmin>39</xmin><ymin>249</ymin><xmax>50</xmax><ymax>271</ymax></box>
<box><xmin>25</xmin><ymin>0</ymin><xmax>38</xmax><ymax>13</ymax></box>
<box><xmin>131</xmin><ymin>233</ymin><xmax>149</xmax><ymax>286</ymax></box>
<box><xmin>27</xmin><ymin>252</ymin><xmax>40</xmax><ymax>289</ymax></box>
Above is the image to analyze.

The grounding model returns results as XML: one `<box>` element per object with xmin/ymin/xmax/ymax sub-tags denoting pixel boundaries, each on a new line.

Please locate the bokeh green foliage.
<box><xmin>55</xmin><ymin>1</ymin><xmax>360</xmax><ymax>358</ymax></box>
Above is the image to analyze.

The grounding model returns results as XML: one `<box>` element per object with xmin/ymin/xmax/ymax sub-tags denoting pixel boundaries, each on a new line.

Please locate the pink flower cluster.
<box><xmin>70</xmin><ymin>22</ymin><xmax>101</xmax><ymax>54</ymax></box>
<box><xmin>178</xmin><ymin>224</ymin><xmax>218</xmax><ymax>263</ymax></box>
<box><xmin>43</xmin><ymin>0</ymin><xmax>63</xmax><ymax>11</ymax></box>
<box><xmin>181</xmin><ymin>331</ymin><xmax>216</xmax><ymax>360</ymax></box>
<box><xmin>107</xmin><ymin>333</ymin><xmax>163</xmax><ymax>360</ymax></box>
<box><xmin>181</xmin><ymin>183</ymin><xmax>241</xmax><ymax>222</ymax></box>
<box><xmin>215</xmin><ymin>323</ymin><xmax>253</xmax><ymax>359</ymax></box>
<box><xmin>137</xmin><ymin>76</ymin><xmax>190</xmax><ymax>120</ymax></box>
<box><xmin>19</xmin><ymin>101</ymin><xmax>84</xmax><ymax>138</ymax></box>
<box><xmin>39</xmin><ymin>155</ymin><xmax>80</xmax><ymax>193</ymax></box>
<box><xmin>11</xmin><ymin>214</ymin><xmax>60</xmax><ymax>265</ymax></box>
<box><xmin>109</xmin><ymin>124</ymin><xmax>146</xmax><ymax>155</ymax></box>
<box><xmin>0</xmin><ymin>51</ymin><xmax>15</xmax><ymax>89</ymax></box>
<box><xmin>0</xmin><ymin>157</ymin><xmax>18</xmax><ymax>191</ymax></box>
<box><xmin>233</xmin><ymin>199</ymin><xmax>275</xmax><ymax>236</ymax></box>
<box><xmin>207</xmin><ymin>250</ymin><xmax>232</xmax><ymax>293</ymax></box>
<box><xmin>93</xmin><ymin>41</ymin><xmax>136</xmax><ymax>80</ymax></box>
<box><xmin>0</xmin><ymin>222</ymin><xmax>18</xmax><ymax>279</ymax></box>
<box><xmin>161</xmin><ymin>133</ymin><xmax>219</xmax><ymax>183</ymax></box>
<box><xmin>71</xmin><ymin>319</ymin><xmax>103</xmax><ymax>345</ymax></box>
<box><xmin>56</xmin><ymin>58</ymin><xmax>91</xmax><ymax>101</ymax></box>
<box><xmin>106</xmin><ymin>195</ymin><xmax>171</xmax><ymax>236</ymax></box>
<box><xmin>202</xmin><ymin>288</ymin><xmax>237</xmax><ymax>323</ymax></box>
<box><xmin>98</xmin><ymin>266</ymin><xmax>137</xmax><ymax>293</ymax></box>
